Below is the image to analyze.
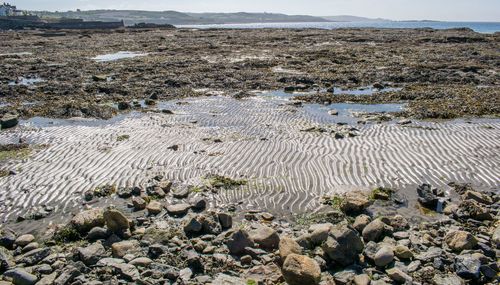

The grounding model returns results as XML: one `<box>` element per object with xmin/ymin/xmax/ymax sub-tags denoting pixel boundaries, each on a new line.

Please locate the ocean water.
<box><xmin>178</xmin><ymin>21</ymin><xmax>500</xmax><ymax>34</ymax></box>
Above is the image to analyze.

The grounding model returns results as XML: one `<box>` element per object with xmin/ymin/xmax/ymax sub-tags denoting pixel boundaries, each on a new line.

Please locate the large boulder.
<box><xmin>103</xmin><ymin>208</ymin><xmax>130</xmax><ymax>233</ymax></box>
<box><xmin>0</xmin><ymin>113</ymin><xmax>19</xmax><ymax>129</ymax></box>
<box><xmin>444</xmin><ymin>230</ymin><xmax>477</xmax><ymax>252</ymax></box>
<box><xmin>4</xmin><ymin>268</ymin><xmax>37</xmax><ymax>285</ymax></box>
<box><xmin>322</xmin><ymin>224</ymin><xmax>364</xmax><ymax>266</ymax></box>
<box><xmin>279</xmin><ymin>237</ymin><xmax>302</xmax><ymax>260</ymax></box>
<box><xmin>70</xmin><ymin>208</ymin><xmax>104</xmax><ymax>233</ymax></box>
<box><xmin>14</xmin><ymin>234</ymin><xmax>35</xmax><ymax>247</ymax></box>
<box><xmin>341</xmin><ymin>192</ymin><xmax>371</xmax><ymax>214</ymax></box>
<box><xmin>454</xmin><ymin>254</ymin><xmax>481</xmax><ymax>279</ymax></box>
<box><xmin>77</xmin><ymin>242</ymin><xmax>106</xmax><ymax>266</ymax></box>
<box><xmin>226</xmin><ymin>229</ymin><xmax>254</xmax><ymax>255</ymax></box>
<box><xmin>417</xmin><ymin>183</ymin><xmax>439</xmax><ymax>209</ymax></box>
<box><xmin>282</xmin><ymin>254</ymin><xmax>321</xmax><ymax>285</ymax></box>
<box><xmin>374</xmin><ymin>246</ymin><xmax>394</xmax><ymax>267</ymax></box>
<box><xmin>249</xmin><ymin>225</ymin><xmax>280</xmax><ymax>251</ymax></box>
<box><xmin>112</xmin><ymin>240</ymin><xmax>141</xmax><ymax>258</ymax></box>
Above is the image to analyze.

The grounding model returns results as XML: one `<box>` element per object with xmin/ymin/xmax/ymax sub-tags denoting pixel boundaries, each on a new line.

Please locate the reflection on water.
<box><xmin>92</xmin><ymin>51</ymin><xmax>148</xmax><ymax>62</ymax></box>
<box><xmin>8</xmin><ymin>77</ymin><xmax>44</xmax><ymax>86</ymax></box>
<box><xmin>333</xmin><ymin>86</ymin><xmax>402</xmax><ymax>96</ymax></box>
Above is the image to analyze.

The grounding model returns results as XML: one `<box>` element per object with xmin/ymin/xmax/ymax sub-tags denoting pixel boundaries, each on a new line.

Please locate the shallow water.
<box><xmin>8</xmin><ymin>77</ymin><xmax>44</xmax><ymax>86</ymax></box>
<box><xmin>334</xmin><ymin>86</ymin><xmax>402</xmax><ymax>96</ymax></box>
<box><xmin>92</xmin><ymin>51</ymin><xmax>148</xmax><ymax>62</ymax></box>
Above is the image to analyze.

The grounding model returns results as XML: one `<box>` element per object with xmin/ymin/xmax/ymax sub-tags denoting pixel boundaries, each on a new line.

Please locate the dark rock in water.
<box><xmin>162</xmin><ymin>109</ymin><xmax>174</xmax><ymax>114</ymax></box>
<box><xmin>0</xmin><ymin>229</ymin><xmax>17</xmax><ymax>249</ymax></box>
<box><xmin>417</xmin><ymin>183</ymin><xmax>439</xmax><ymax>209</ymax></box>
<box><xmin>117</xmin><ymin>187</ymin><xmax>133</xmax><ymax>198</ymax></box>
<box><xmin>1</xmin><ymin>113</ymin><xmax>19</xmax><ymax>129</ymax></box>
<box><xmin>4</xmin><ymin>268</ymin><xmax>38</xmax><ymax>285</ymax></box>
<box><xmin>117</xmin><ymin>101</ymin><xmax>131</xmax><ymax>110</ymax></box>
<box><xmin>454</xmin><ymin>254</ymin><xmax>481</xmax><ymax>279</ymax></box>
<box><xmin>373</xmin><ymin>82</ymin><xmax>385</xmax><ymax>89</ymax></box>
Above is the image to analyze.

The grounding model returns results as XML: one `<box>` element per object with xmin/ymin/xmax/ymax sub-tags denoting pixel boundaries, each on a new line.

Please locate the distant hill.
<box><xmin>32</xmin><ymin>10</ymin><xmax>330</xmax><ymax>26</ymax></box>
<box><xmin>322</xmin><ymin>15</ymin><xmax>391</xmax><ymax>22</ymax></box>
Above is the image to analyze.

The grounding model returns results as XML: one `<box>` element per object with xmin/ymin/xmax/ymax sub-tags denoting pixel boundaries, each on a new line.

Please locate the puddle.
<box><xmin>8</xmin><ymin>77</ymin><xmax>45</xmax><ymax>86</ymax></box>
<box><xmin>92</xmin><ymin>51</ymin><xmax>148</xmax><ymax>62</ymax></box>
<box><xmin>333</xmin><ymin>86</ymin><xmax>402</xmax><ymax>96</ymax></box>
<box><xmin>20</xmin><ymin>114</ymin><xmax>132</xmax><ymax>129</ymax></box>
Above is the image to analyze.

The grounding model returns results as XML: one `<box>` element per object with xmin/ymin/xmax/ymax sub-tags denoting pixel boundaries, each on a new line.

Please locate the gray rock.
<box><xmin>226</xmin><ymin>230</ymin><xmax>254</xmax><ymax>255</ymax></box>
<box><xmin>36</xmin><ymin>272</ymin><xmax>57</xmax><ymax>285</ymax></box>
<box><xmin>14</xmin><ymin>234</ymin><xmax>35</xmax><ymax>247</ymax></box>
<box><xmin>112</xmin><ymin>263</ymin><xmax>140</xmax><ymax>281</ymax></box>
<box><xmin>322</xmin><ymin>224</ymin><xmax>364</xmax><ymax>266</ymax></box>
<box><xmin>184</xmin><ymin>216</ymin><xmax>203</xmax><ymax>234</ymax></box>
<box><xmin>218</xmin><ymin>213</ymin><xmax>233</xmax><ymax>229</ymax></box>
<box><xmin>70</xmin><ymin>208</ymin><xmax>105</xmax><ymax>233</ymax></box>
<box><xmin>0</xmin><ymin>248</ymin><xmax>14</xmax><ymax>273</ymax></box>
<box><xmin>166</xmin><ymin>203</ymin><xmax>191</xmax><ymax>216</ymax></box>
<box><xmin>172</xmin><ymin>186</ymin><xmax>190</xmax><ymax>199</ymax></box>
<box><xmin>353</xmin><ymin>214</ymin><xmax>371</xmax><ymax>233</ymax></box>
<box><xmin>53</xmin><ymin>265</ymin><xmax>80</xmax><ymax>285</ymax></box>
<box><xmin>129</xmin><ymin>257</ymin><xmax>152</xmax><ymax>267</ymax></box>
<box><xmin>308</xmin><ymin>223</ymin><xmax>333</xmax><ymax>245</ymax></box>
<box><xmin>96</xmin><ymin>258</ymin><xmax>125</xmax><ymax>266</ymax></box>
<box><xmin>282</xmin><ymin>254</ymin><xmax>321</xmax><ymax>285</ymax></box>
<box><xmin>87</xmin><ymin>227</ymin><xmax>110</xmax><ymax>240</ymax></box>
<box><xmin>77</xmin><ymin>242</ymin><xmax>106</xmax><ymax>266</ymax></box>
<box><xmin>432</xmin><ymin>273</ymin><xmax>465</xmax><ymax>285</ymax></box>
<box><xmin>103</xmin><ymin>208</ymin><xmax>130</xmax><ymax>233</ymax></box>
<box><xmin>386</xmin><ymin>267</ymin><xmax>412</xmax><ymax>283</ymax></box>
<box><xmin>454</xmin><ymin>254</ymin><xmax>481</xmax><ymax>279</ymax></box>
<box><xmin>374</xmin><ymin>246</ymin><xmax>394</xmax><ymax>267</ymax></box>
<box><xmin>491</xmin><ymin>225</ymin><xmax>500</xmax><ymax>249</ymax></box>
<box><xmin>417</xmin><ymin>183</ymin><xmax>439</xmax><ymax>209</ymax></box>
<box><xmin>189</xmin><ymin>197</ymin><xmax>207</xmax><ymax>210</ymax></box>
<box><xmin>4</xmin><ymin>268</ymin><xmax>37</xmax><ymax>285</ymax></box>
<box><xmin>0</xmin><ymin>229</ymin><xmax>17</xmax><ymax>249</ymax></box>
<box><xmin>112</xmin><ymin>240</ymin><xmax>141</xmax><ymax>258</ymax></box>
<box><xmin>146</xmin><ymin>201</ymin><xmax>163</xmax><ymax>215</ymax></box>
<box><xmin>212</xmin><ymin>273</ymin><xmax>246</xmax><ymax>284</ymax></box>
<box><xmin>445</xmin><ymin>230</ymin><xmax>477</xmax><ymax>252</ymax></box>
<box><xmin>249</xmin><ymin>225</ymin><xmax>280</xmax><ymax>251</ymax></box>
<box><xmin>15</xmin><ymin>247</ymin><xmax>51</xmax><ymax>266</ymax></box>
<box><xmin>1</xmin><ymin>113</ymin><xmax>19</xmax><ymax>129</ymax></box>
<box><xmin>132</xmin><ymin>197</ymin><xmax>147</xmax><ymax>211</ymax></box>
<box><xmin>354</xmin><ymin>274</ymin><xmax>371</xmax><ymax>285</ymax></box>
<box><xmin>362</xmin><ymin>219</ymin><xmax>392</xmax><ymax>242</ymax></box>
<box><xmin>415</xmin><ymin>247</ymin><xmax>443</xmax><ymax>262</ymax></box>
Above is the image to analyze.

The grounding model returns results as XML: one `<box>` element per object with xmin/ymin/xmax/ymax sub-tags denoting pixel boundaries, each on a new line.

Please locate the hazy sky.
<box><xmin>8</xmin><ymin>0</ymin><xmax>500</xmax><ymax>21</ymax></box>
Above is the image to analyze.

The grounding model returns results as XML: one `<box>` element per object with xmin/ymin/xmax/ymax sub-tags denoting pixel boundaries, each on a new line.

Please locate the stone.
<box><xmin>132</xmin><ymin>197</ymin><xmax>147</xmax><ymax>211</ymax></box>
<box><xmin>444</xmin><ymin>230</ymin><xmax>477</xmax><ymax>252</ymax></box>
<box><xmin>354</xmin><ymin>274</ymin><xmax>371</xmax><ymax>285</ymax></box>
<box><xmin>492</xmin><ymin>225</ymin><xmax>500</xmax><ymax>248</ymax></box>
<box><xmin>415</xmin><ymin>247</ymin><xmax>443</xmax><ymax>262</ymax></box>
<box><xmin>374</xmin><ymin>246</ymin><xmax>394</xmax><ymax>267</ymax></box>
<box><xmin>146</xmin><ymin>201</ymin><xmax>163</xmax><ymax>215</ymax></box>
<box><xmin>201</xmin><ymin>213</ymin><xmax>223</xmax><ymax>235</ymax></box>
<box><xmin>217</xmin><ymin>212</ymin><xmax>233</xmax><ymax>229</ymax></box>
<box><xmin>282</xmin><ymin>254</ymin><xmax>321</xmax><ymax>285</ymax></box>
<box><xmin>322</xmin><ymin>224</ymin><xmax>364</xmax><ymax>266</ymax></box>
<box><xmin>249</xmin><ymin>225</ymin><xmax>280</xmax><ymax>251</ymax></box>
<box><xmin>463</xmin><ymin>190</ymin><xmax>493</xmax><ymax>205</ymax></box>
<box><xmin>279</xmin><ymin>236</ymin><xmax>302</xmax><ymax>260</ymax></box>
<box><xmin>77</xmin><ymin>242</ymin><xmax>106</xmax><ymax>266</ymax></box>
<box><xmin>308</xmin><ymin>223</ymin><xmax>333</xmax><ymax>245</ymax></box>
<box><xmin>70</xmin><ymin>208</ymin><xmax>105</xmax><ymax>233</ymax></box>
<box><xmin>183</xmin><ymin>216</ymin><xmax>203</xmax><ymax>234</ymax></box>
<box><xmin>386</xmin><ymin>268</ymin><xmax>412</xmax><ymax>283</ymax></box>
<box><xmin>432</xmin><ymin>273</ymin><xmax>465</xmax><ymax>285</ymax></box>
<box><xmin>103</xmin><ymin>208</ymin><xmax>130</xmax><ymax>233</ymax></box>
<box><xmin>394</xmin><ymin>245</ymin><xmax>413</xmax><ymax>260</ymax></box>
<box><xmin>14</xmin><ymin>234</ymin><xmax>35</xmax><ymax>247</ymax></box>
<box><xmin>112</xmin><ymin>263</ymin><xmax>140</xmax><ymax>281</ymax></box>
<box><xmin>389</xmin><ymin>215</ymin><xmax>409</xmax><ymax>231</ymax></box>
<box><xmin>240</xmin><ymin>255</ymin><xmax>252</xmax><ymax>265</ymax></box>
<box><xmin>362</xmin><ymin>219</ymin><xmax>392</xmax><ymax>242</ymax></box>
<box><xmin>329</xmin><ymin>109</ymin><xmax>339</xmax><ymax>116</ymax></box>
<box><xmin>454</xmin><ymin>254</ymin><xmax>481</xmax><ymax>279</ymax></box>
<box><xmin>226</xmin><ymin>229</ymin><xmax>254</xmax><ymax>255</ymax></box>
<box><xmin>417</xmin><ymin>183</ymin><xmax>439</xmax><ymax>209</ymax></box>
<box><xmin>1</xmin><ymin>113</ymin><xmax>19</xmax><ymax>129</ymax></box>
<box><xmin>97</xmin><ymin>258</ymin><xmax>125</xmax><ymax>266</ymax></box>
<box><xmin>341</xmin><ymin>192</ymin><xmax>371</xmax><ymax>213</ymax></box>
<box><xmin>189</xmin><ymin>197</ymin><xmax>207</xmax><ymax>210</ymax></box>
<box><xmin>4</xmin><ymin>268</ymin><xmax>38</xmax><ymax>285</ymax></box>
<box><xmin>129</xmin><ymin>257</ymin><xmax>152</xmax><ymax>267</ymax></box>
<box><xmin>166</xmin><ymin>203</ymin><xmax>191</xmax><ymax>216</ymax></box>
<box><xmin>353</xmin><ymin>214</ymin><xmax>371</xmax><ymax>232</ymax></box>
<box><xmin>15</xmin><ymin>248</ymin><xmax>51</xmax><ymax>266</ymax></box>
<box><xmin>87</xmin><ymin>226</ymin><xmax>109</xmax><ymax>240</ymax></box>
<box><xmin>212</xmin><ymin>273</ymin><xmax>245</xmax><ymax>284</ymax></box>
<box><xmin>458</xmin><ymin>200</ymin><xmax>492</xmax><ymax>220</ymax></box>
<box><xmin>0</xmin><ymin>249</ymin><xmax>14</xmax><ymax>273</ymax></box>
<box><xmin>112</xmin><ymin>240</ymin><xmax>141</xmax><ymax>258</ymax></box>
<box><xmin>36</xmin><ymin>272</ymin><xmax>57</xmax><ymax>285</ymax></box>
<box><xmin>21</xmin><ymin>242</ymin><xmax>39</xmax><ymax>253</ymax></box>
<box><xmin>172</xmin><ymin>187</ymin><xmax>190</xmax><ymax>199</ymax></box>
<box><xmin>0</xmin><ymin>229</ymin><xmax>16</xmax><ymax>249</ymax></box>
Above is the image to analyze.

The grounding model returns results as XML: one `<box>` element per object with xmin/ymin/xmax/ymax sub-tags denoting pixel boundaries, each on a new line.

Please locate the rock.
<box><xmin>87</xmin><ymin>226</ymin><xmax>109</xmax><ymax>240</ymax></box>
<box><xmin>279</xmin><ymin>236</ymin><xmax>302</xmax><ymax>260</ymax></box>
<box><xmin>36</xmin><ymin>272</ymin><xmax>57</xmax><ymax>285</ymax></box>
<box><xmin>183</xmin><ymin>216</ymin><xmax>203</xmax><ymax>234</ymax></box>
<box><xmin>189</xmin><ymin>197</ymin><xmax>207</xmax><ymax>210</ymax></box>
<box><xmin>389</xmin><ymin>215</ymin><xmax>409</xmax><ymax>231</ymax></box>
<box><xmin>117</xmin><ymin>187</ymin><xmax>133</xmax><ymax>198</ymax></box>
<box><xmin>117</xmin><ymin>101</ymin><xmax>131</xmax><ymax>110</ymax></box>
<box><xmin>329</xmin><ymin>109</ymin><xmax>339</xmax><ymax>116</ymax></box>
<box><xmin>14</xmin><ymin>234</ymin><xmax>35</xmax><ymax>247</ymax></box>
<box><xmin>103</xmin><ymin>208</ymin><xmax>130</xmax><ymax>233</ymax></box>
<box><xmin>463</xmin><ymin>190</ymin><xmax>493</xmax><ymax>205</ymax></box>
<box><xmin>4</xmin><ymin>268</ymin><xmax>38</xmax><ymax>285</ymax></box>
<box><xmin>218</xmin><ymin>213</ymin><xmax>233</xmax><ymax>229</ymax></box>
<box><xmin>112</xmin><ymin>263</ymin><xmax>140</xmax><ymax>281</ymax></box>
<box><xmin>226</xmin><ymin>229</ymin><xmax>254</xmax><ymax>255</ymax></box>
<box><xmin>308</xmin><ymin>223</ymin><xmax>333</xmax><ymax>245</ymax></box>
<box><xmin>397</xmin><ymin>119</ymin><xmax>412</xmax><ymax>125</ymax></box>
<box><xmin>322</xmin><ymin>224</ymin><xmax>364</xmax><ymax>266</ymax></box>
<box><xmin>200</xmin><ymin>213</ymin><xmax>223</xmax><ymax>235</ymax></box>
<box><xmin>417</xmin><ymin>183</ymin><xmax>439</xmax><ymax>209</ymax></box>
<box><xmin>132</xmin><ymin>197</ymin><xmax>147</xmax><ymax>211</ymax></box>
<box><xmin>282</xmin><ymin>254</ymin><xmax>321</xmax><ymax>285</ymax></box>
<box><xmin>146</xmin><ymin>201</ymin><xmax>163</xmax><ymax>215</ymax></box>
<box><xmin>0</xmin><ymin>249</ymin><xmax>14</xmax><ymax>273</ymax></box>
<box><xmin>454</xmin><ymin>254</ymin><xmax>481</xmax><ymax>279</ymax></box>
<box><xmin>212</xmin><ymin>273</ymin><xmax>245</xmax><ymax>284</ymax></box>
<box><xmin>261</xmin><ymin>212</ymin><xmax>275</xmax><ymax>221</ymax></box>
<box><xmin>0</xmin><ymin>229</ymin><xmax>16</xmax><ymax>249</ymax></box>
<box><xmin>249</xmin><ymin>225</ymin><xmax>280</xmax><ymax>251</ymax></box>
<box><xmin>374</xmin><ymin>246</ymin><xmax>394</xmax><ymax>267</ymax></box>
<box><xmin>77</xmin><ymin>242</ymin><xmax>106</xmax><ymax>266</ymax></box>
<box><xmin>444</xmin><ymin>230</ymin><xmax>477</xmax><ymax>252</ymax></box>
<box><xmin>70</xmin><ymin>208</ymin><xmax>105</xmax><ymax>233</ymax></box>
<box><xmin>1</xmin><ymin>113</ymin><xmax>19</xmax><ymax>129</ymax></box>
<box><xmin>362</xmin><ymin>219</ymin><xmax>392</xmax><ymax>242</ymax></box>
<box><xmin>112</xmin><ymin>240</ymin><xmax>140</xmax><ymax>258</ymax></box>
<box><xmin>166</xmin><ymin>203</ymin><xmax>191</xmax><ymax>216</ymax></box>
<box><xmin>15</xmin><ymin>248</ymin><xmax>51</xmax><ymax>266</ymax></box>
<box><xmin>415</xmin><ymin>247</ymin><xmax>443</xmax><ymax>262</ymax></box>
<box><xmin>457</xmin><ymin>200</ymin><xmax>492</xmax><ymax>220</ymax></box>
<box><xmin>394</xmin><ymin>245</ymin><xmax>413</xmax><ymax>260</ymax></box>
<box><xmin>341</xmin><ymin>192</ymin><xmax>371</xmax><ymax>213</ymax></box>
<box><xmin>353</xmin><ymin>214</ymin><xmax>371</xmax><ymax>232</ymax></box>
<box><xmin>492</xmin><ymin>225</ymin><xmax>500</xmax><ymax>248</ymax></box>
<box><xmin>172</xmin><ymin>187</ymin><xmax>190</xmax><ymax>199</ymax></box>
<box><xmin>354</xmin><ymin>274</ymin><xmax>371</xmax><ymax>285</ymax></box>
<box><xmin>21</xmin><ymin>242</ymin><xmax>39</xmax><ymax>253</ymax></box>
<box><xmin>129</xmin><ymin>257</ymin><xmax>152</xmax><ymax>267</ymax></box>
<box><xmin>432</xmin><ymin>273</ymin><xmax>465</xmax><ymax>285</ymax></box>
<box><xmin>386</xmin><ymin>268</ymin><xmax>412</xmax><ymax>283</ymax></box>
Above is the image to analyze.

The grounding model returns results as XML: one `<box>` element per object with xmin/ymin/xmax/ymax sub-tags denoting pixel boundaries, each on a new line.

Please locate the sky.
<box><xmin>7</xmin><ymin>0</ymin><xmax>500</xmax><ymax>22</ymax></box>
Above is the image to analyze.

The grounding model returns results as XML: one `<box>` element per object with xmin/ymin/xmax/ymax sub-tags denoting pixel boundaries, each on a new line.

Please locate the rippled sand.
<box><xmin>0</xmin><ymin>96</ymin><xmax>499</xmax><ymax>226</ymax></box>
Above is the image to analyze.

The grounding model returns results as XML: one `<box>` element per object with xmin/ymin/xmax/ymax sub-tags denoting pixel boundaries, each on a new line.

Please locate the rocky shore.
<box><xmin>0</xmin><ymin>177</ymin><xmax>498</xmax><ymax>284</ymax></box>
<box><xmin>0</xmin><ymin>27</ymin><xmax>498</xmax><ymax>125</ymax></box>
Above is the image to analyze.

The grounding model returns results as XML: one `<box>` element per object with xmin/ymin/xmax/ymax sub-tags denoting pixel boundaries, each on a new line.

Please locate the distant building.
<box><xmin>0</xmin><ymin>3</ymin><xmax>24</xmax><ymax>16</ymax></box>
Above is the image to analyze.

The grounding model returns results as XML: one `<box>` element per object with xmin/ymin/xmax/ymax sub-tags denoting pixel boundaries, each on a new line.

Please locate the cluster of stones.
<box><xmin>0</xmin><ymin>182</ymin><xmax>498</xmax><ymax>284</ymax></box>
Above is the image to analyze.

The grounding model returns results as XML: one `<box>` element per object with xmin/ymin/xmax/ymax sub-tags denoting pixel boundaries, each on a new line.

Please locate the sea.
<box><xmin>178</xmin><ymin>21</ymin><xmax>500</xmax><ymax>34</ymax></box>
